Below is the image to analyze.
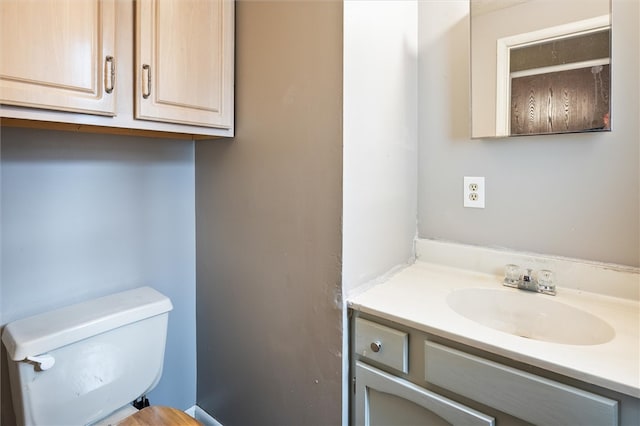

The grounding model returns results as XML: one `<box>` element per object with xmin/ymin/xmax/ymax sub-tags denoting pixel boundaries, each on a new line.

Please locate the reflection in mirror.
<box><xmin>470</xmin><ymin>0</ymin><xmax>611</xmax><ymax>138</ymax></box>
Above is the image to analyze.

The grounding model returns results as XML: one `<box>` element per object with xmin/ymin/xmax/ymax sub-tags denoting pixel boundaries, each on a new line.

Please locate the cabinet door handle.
<box><xmin>104</xmin><ymin>56</ymin><xmax>115</xmax><ymax>94</ymax></box>
<box><xmin>370</xmin><ymin>341</ymin><xmax>382</xmax><ymax>353</ymax></box>
<box><xmin>142</xmin><ymin>64</ymin><xmax>151</xmax><ymax>99</ymax></box>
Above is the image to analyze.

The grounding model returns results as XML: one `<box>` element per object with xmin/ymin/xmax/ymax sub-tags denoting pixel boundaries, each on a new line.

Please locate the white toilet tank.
<box><xmin>1</xmin><ymin>287</ymin><xmax>173</xmax><ymax>426</ymax></box>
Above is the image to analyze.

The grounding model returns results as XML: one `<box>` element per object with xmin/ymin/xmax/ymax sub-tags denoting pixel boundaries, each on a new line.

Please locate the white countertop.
<box><xmin>348</xmin><ymin>261</ymin><xmax>640</xmax><ymax>398</ymax></box>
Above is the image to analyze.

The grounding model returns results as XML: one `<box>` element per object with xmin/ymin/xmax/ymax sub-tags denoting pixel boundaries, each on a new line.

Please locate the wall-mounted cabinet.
<box><xmin>136</xmin><ymin>0</ymin><xmax>233</xmax><ymax>129</ymax></box>
<box><xmin>0</xmin><ymin>0</ymin><xmax>234</xmax><ymax>139</ymax></box>
<box><xmin>0</xmin><ymin>0</ymin><xmax>116</xmax><ymax>116</ymax></box>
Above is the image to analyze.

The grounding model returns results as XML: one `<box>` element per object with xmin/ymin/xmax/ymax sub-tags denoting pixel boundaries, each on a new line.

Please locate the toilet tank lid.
<box><xmin>1</xmin><ymin>287</ymin><xmax>173</xmax><ymax>361</ymax></box>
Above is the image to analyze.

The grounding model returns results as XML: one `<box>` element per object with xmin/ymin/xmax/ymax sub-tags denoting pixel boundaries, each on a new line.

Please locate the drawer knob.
<box><xmin>370</xmin><ymin>341</ymin><xmax>382</xmax><ymax>353</ymax></box>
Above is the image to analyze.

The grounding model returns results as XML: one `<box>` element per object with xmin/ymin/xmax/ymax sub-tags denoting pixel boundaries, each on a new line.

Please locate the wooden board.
<box><xmin>117</xmin><ymin>406</ymin><xmax>202</xmax><ymax>426</ymax></box>
<box><xmin>510</xmin><ymin>65</ymin><xmax>610</xmax><ymax>135</ymax></box>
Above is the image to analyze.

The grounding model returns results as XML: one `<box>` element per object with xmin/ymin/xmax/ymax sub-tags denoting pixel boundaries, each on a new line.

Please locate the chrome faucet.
<box><xmin>503</xmin><ymin>264</ymin><xmax>556</xmax><ymax>296</ymax></box>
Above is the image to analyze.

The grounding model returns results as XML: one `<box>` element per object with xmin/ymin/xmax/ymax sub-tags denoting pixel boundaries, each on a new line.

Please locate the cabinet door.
<box><xmin>0</xmin><ymin>0</ymin><xmax>116</xmax><ymax>115</ymax></box>
<box><xmin>354</xmin><ymin>362</ymin><xmax>495</xmax><ymax>426</ymax></box>
<box><xmin>136</xmin><ymin>0</ymin><xmax>233</xmax><ymax>129</ymax></box>
<box><xmin>424</xmin><ymin>341</ymin><xmax>619</xmax><ymax>426</ymax></box>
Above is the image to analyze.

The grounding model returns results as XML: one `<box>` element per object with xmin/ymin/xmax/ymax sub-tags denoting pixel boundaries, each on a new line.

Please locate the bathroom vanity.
<box><xmin>348</xmin><ymin>252</ymin><xmax>640</xmax><ymax>425</ymax></box>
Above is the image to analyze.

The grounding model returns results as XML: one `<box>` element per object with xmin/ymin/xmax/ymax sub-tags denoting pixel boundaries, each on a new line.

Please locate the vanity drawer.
<box><xmin>355</xmin><ymin>318</ymin><xmax>408</xmax><ymax>373</ymax></box>
<box><xmin>424</xmin><ymin>341</ymin><xmax>618</xmax><ymax>426</ymax></box>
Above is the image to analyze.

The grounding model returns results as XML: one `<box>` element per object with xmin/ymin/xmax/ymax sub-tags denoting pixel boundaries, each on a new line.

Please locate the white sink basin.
<box><xmin>447</xmin><ymin>288</ymin><xmax>615</xmax><ymax>345</ymax></box>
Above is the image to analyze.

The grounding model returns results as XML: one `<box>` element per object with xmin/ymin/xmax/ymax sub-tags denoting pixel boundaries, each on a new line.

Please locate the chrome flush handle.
<box><xmin>26</xmin><ymin>354</ymin><xmax>55</xmax><ymax>371</ymax></box>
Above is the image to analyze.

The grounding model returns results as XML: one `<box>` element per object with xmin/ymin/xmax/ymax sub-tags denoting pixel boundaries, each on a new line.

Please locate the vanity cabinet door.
<box><xmin>0</xmin><ymin>0</ymin><xmax>116</xmax><ymax>115</ymax></box>
<box><xmin>424</xmin><ymin>341</ymin><xmax>619</xmax><ymax>426</ymax></box>
<box><xmin>135</xmin><ymin>0</ymin><xmax>233</xmax><ymax>129</ymax></box>
<box><xmin>355</xmin><ymin>361</ymin><xmax>495</xmax><ymax>426</ymax></box>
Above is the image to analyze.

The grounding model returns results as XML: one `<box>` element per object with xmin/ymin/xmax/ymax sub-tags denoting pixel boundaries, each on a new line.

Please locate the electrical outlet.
<box><xmin>464</xmin><ymin>177</ymin><xmax>485</xmax><ymax>208</ymax></box>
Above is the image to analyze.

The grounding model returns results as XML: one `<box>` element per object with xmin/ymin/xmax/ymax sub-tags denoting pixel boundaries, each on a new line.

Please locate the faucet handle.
<box><xmin>503</xmin><ymin>264</ymin><xmax>521</xmax><ymax>287</ymax></box>
<box><xmin>536</xmin><ymin>269</ymin><xmax>556</xmax><ymax>295</ymax></box>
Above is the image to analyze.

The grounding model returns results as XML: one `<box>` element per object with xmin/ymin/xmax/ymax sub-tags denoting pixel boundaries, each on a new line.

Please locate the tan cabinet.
<box><xmin>0</xmin><ymin>0</ymin><xmax>116</xmax><ymax>115</ymax></box>
<box><xmin>136</xmin><ymin>0</ymin><xmax>233</xmax><ymax>129</ymax></box>
<box><xmin>0</xmin><ymin>0</ymin><xmax>234</xmax><ymax>138</ymax></box>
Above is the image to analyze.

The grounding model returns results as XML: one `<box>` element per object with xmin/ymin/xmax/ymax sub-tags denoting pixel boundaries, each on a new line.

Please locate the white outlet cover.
<box><xmin>464</xmin><ymin>176</ymin><xmax>485</xmax><ymax>208</ymax></box>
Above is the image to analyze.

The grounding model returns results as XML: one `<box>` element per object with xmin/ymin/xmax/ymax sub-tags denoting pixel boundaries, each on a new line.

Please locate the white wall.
<box><xmin>343</xmin><ymin>4</ymin><xmax>418</xmax><ymax>422</ymax></box>
<box><xmin>1</xmin><ymin>128</ymin><xmax>197</xmax><ymax>423</ymax></box>
<box><xmin>418</xmin><ymin>0</ymin><xmax>639</xmax><ymax>267</ymax></box>
<box><xmin>343</xmin><ymin>0</ymin><xmax>418</xmax><ymax>297</ymax></box>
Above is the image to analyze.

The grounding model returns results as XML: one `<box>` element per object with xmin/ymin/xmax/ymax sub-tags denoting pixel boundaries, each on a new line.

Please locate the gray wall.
<box><xmin>418</xmin><ymin>0</ymin><xmax>639</xmax><ymax>267</ymax></box>
<box><xmin>1</xmin><ymin>128</ymin><xmax>196</xmax><ymax>424</ymax></box>
<box><xmin>195</xmin><ymin>1</ymin><xmax>343</xmax><ymax>425</ymax></box>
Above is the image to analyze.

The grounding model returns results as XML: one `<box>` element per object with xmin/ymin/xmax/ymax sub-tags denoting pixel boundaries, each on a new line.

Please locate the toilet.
<box><xmin>2</xmin><ymin>287</ymin><xmax>200</xmax><ymax>426</ymax></box>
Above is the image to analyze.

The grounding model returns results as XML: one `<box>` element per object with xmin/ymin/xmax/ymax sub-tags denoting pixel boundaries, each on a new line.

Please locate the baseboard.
<box><xmin>185</xmin><ymin>405</ymin><xmax>224</xmax><ymax>426</ymax></box>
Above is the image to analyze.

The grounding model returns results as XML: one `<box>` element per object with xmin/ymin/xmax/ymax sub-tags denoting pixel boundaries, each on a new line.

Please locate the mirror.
<box><xmin>471</xmin><ymin>0</ymin><xmax>611</xmax><ymax>138</ymax></box>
